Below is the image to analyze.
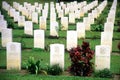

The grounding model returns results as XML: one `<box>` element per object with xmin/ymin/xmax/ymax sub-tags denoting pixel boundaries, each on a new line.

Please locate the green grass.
<box><xmin>0</xmin><ymin>50</ymin><xmax>119</xmax><ymax>80</ymax></box>
<box><xmin>0</xmin><ymin>73</ymin><xmax>110</xmax><ymax>80</ymax></box>
<box><xmin>0</xmin><ymin>49</ymin><xmax>120</xmax><ymax>74</ymax></box>
<box><xmin>0</xmin><ymin>0</ymin><xmax>120</xmax><ymax>80</ymax></box>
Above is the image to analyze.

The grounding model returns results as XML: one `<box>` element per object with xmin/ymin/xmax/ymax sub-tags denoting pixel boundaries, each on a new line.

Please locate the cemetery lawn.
<box><xmin>0</xmin><ymin>0</ymin><xmax>120</xmax><ymax>80</ymax></box>
<box><xmin>0</xmin><ymin>72</ymin><xmax>110</xmax><ymax>80</ymax></box>
<box><xmin>0</xmin><ymin>49</ymin><xmax>120</xmax><ymax>80</ymax></box>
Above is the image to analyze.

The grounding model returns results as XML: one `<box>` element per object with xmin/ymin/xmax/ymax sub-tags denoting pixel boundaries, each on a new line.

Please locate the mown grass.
<box><xmin>0</xmin><ymin>0</ymin><xmax>120</xmax><ymax>80</ymax></box>
<box><xmin>0</xmin><ymin>72</ymin><xmax>110</xmax><ymax>80</ymax></box>
<box><xmin>0</xmin><ymin>49</ymin><xmax>120</xmax><ymax>74</ymax></box>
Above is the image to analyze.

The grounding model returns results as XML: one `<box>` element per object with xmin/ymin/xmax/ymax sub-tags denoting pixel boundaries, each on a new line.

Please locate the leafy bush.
<box><xmin>94</xmin><ymin>68</ymin><xmax>113</xmax><ymax>78</ymax></box>
<box><xmin>96</xmin><ymin>16</ymin><xmax>106</xmax><ymax>25</ymax></box>
<box><xmin>68</xmin><ymin>41</ymin><xmax>94</xmax><ymax>76</ymax></box>
<box><xmin>91</xmin><ymin>24</ymin><xmax>104</xmax><ymax>31</ymax></box>
<box><xmin>7</xmin><ymin>19</ymin><xmax>15</xmax><ymax>29</ymax></box>
<box><xmin>47</xmin><ymin>64</ymin><xmax>63</xmax><ymax>75</ymax></box>
<box><xmin>26</xmin><ymin>57</ymin><xmax>41</xmax><ymax>74</ymax></box>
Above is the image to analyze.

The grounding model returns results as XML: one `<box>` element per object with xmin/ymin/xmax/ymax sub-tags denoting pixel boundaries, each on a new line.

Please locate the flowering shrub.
<box><xmin>68</xmin><ymin>41</ymin><xmax>94</xmax><ymax>76</ymax></box>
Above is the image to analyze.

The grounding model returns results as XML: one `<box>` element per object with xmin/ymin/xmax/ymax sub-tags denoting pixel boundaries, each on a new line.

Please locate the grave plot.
<box><xmin>0</xmin><ymin>0</ymin><xmax>120</xmax><ymax>80</ymax></box>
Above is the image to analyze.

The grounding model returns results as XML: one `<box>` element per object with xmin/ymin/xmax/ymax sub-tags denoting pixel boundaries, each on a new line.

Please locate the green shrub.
<box><xmin>96</xmin><ymin>16</ymin><xmax>105</xmax><ymax>25</ymax></box>
<box><xmin>26</xmin><ymin>57</ymin><xmax>41</xmax><ymax>74</ymax></box>
<box><xmin>91</xmin><ymin>24</ymin><xmax>104</xmax><ymax>31</ymax></box>
<box><xmin>7</xmin><ymin>19</ymin><xmax>14</xmax><ymax>29</ymax></box>
<box><xmin>94</xmin><ymin>68</ymin><xmax>113</xmax><ymax>78</ymax></box>
<box><xmin>47</xmin><ymin>64</ymin><xmax>63</xmax><ymax>75</ymax></box>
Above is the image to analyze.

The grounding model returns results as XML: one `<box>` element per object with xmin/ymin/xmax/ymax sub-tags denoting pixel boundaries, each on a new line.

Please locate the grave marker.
<box><xmin>95</xmin><ymin>45</ymin><xmax>111</xmax><ymax>70</ymax></box>
<box><xmin>7</xmin><ymin>42</ymin><xmax>21</xmax><ymax>70</ymax></box>
<box><xmin>39</xmin><ymin>16</ymin><xmax>46</xmax><ymax>30</ymax></box>
<box><xmin>50</xmin><ymin>21</ymin><xmax>59</xmax><ymax>37</ymax></box>
<box><xmin>2</xmin><ymin>28</ymin><xmax>12</xmax><ymax>47</ymax></box>
<box><xmin>61</xmin><ymin>17</ymin><xmax>68</xmax><ymax>30</ymax></box>
<box><xmin>24</xmin><ymin>21</ymin><xmax>33</xmax><ymax>35</ymax></box>
<box><xmin>76</xmin><ymin>22</ymin><xmax>85</xmax><ymax>39</ymax></box>
<box><xmin>50</xmin><ymin>44</ymin><xmax>64</xmax><ymax>70</ymax></box>
<box><xmin>67</xmin><ymin>31</ymin><xmax>77</xmax><ymax>50</ymax></box>
<box><xmin>34</xmin><ymin>30</ymin><xmax>45</xmax><ymax>49</ymax></box>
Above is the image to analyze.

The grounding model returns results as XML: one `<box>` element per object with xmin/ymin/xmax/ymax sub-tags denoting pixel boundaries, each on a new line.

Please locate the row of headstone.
<box><xmin>2</xmin><ymin>2</ymin><xmax>21</xmax><ymax>70</ymax></box>
<box><xmin>76</xmin><ymin>0</ymin><xmax>107</xmax><ymax>40</ymax></box>
<box><xmin>95</xmin><ymin>0</ymin><xmax>117</xmax><ymax>70</ymax></box>
<box><xmin>101</xmin><ymin>0</ymin><xmax>117</xmax><ymax>52</ymax></box>
<box><xmin>83</xmin><ymin>0</ymin><xmax>107</xmax><ymax>31</ymax></box>
<box><xmin>2</xmin><ymin>0</ymin><xmax>100</xmax><ymax>36</ymax></box>
<box><xmin>0</xmin><ymin>18</ymin><xmax>7</xmax><ymax>32</ymax></box>
<box><xmin>0</xmin><ymin>11</ymin><xmax>12</xmax><ymax>48</ymax></box>
<box><xmin>3</xmin><ymin>0</ymin><xmax>116</xmax><ymax>71</ymax></box>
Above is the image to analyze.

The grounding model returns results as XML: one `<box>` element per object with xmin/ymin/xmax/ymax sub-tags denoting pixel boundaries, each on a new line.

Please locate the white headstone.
<box><xmin>95</xmin><ymin>45</ymin><xmax>111</xmax><ymax>70</ymax></box>
<box><xmin>101</xmin><ymin>32</ymin><xmax>112</xmax><ymax>51</ymax></box>
<box><xmin>83</xmin><ymin>17</ymin><xmax>90</xmax><ymax>30</ymax></box>
<box><xmin>39</xmin><ymin>16</ymin><xmax>47</xmax><ymax>30</ymax></box>
<box><xmin>50</xmin><ymin>21</ymin><xmax>59</xmax><ymax>37</ymax></box>
<box><xmin>34</xmin><ymin>30</ymin><xmax>45</xmax><ymax>49</ymax></box>
<box><xmin>21</xmin><ymin>7</ymin><xmax>28</xmax><ymax>17</ymax></box>
<box><xmin>42</xmin><ymin>10</ymin><xmax>48</xmax><ymax>19</ymax></box>
<box><xmin>9</xmin><ymin>8</ymin><xmax>15</xmax><ymax>17</ymax></box>
<box><xmin>13</xmin><ymin>2</ymin><xmax>19</xmax><ymax>10</ymax></box>
<box><xmin>69</xmin><ymin>13</ymin><xmax>75</xmax><ymax>24</ymax></box>
<box><xmin>75</xmin><ymin>10</ymin><xmax>80</xmax><ymax>19</ymax></box>
<box><xmin>0</xmin><ymin>20</ymin><xmax>7</xmax><ymax>32</ymax></box>
<box><xmin>18</xmin><ymin>16</ymin><xmax>25</xmax><ymax>27</ymax></box>
<box><xmin>24</xmin><ymin>21</ymin><xmax>33</xmax><ymax>35</ymax></box>
<box><xmin>7</xmin><ymin>42</ymin><xmax>21</xmax><ymax>70</ymax></box>
<box><xmin>76</xmin><ymin>22</ymin><xmax>85</xmax><ymax>39</ymax></box>
<box><xmin>14</xmin><ymin>11</ymin><xmax>20</xmax><ymax>22</ymax></box>
<box><xmin>65</xmin><ymin>8</ymin><xmax>69</xmax><ymax>15</ymax></box>
<box><xmin>50</xmin><ymin>12</ymin><xmax>56</xmax><ymax>22</ymax></box>
<box><xmin>50</xmin><ymin>44</ymin><xmax>64</xmax><ymax>70</ymax></box>
<box><xmin>18</xmin><ymin>5</ymin><xmax>23</xmax><ymax>12</ymax></box>
<box><xmin>104</xmin><ymin>22</ymin><xmax>114</xmax><ymax>33</ymax></box>
<box><xmin>67</xmin><ymin>31</ymin><xmax>77</xmax><ymax>50</ymax></box>
<box><xmin>27</xmin><ymin>10</ymin><xmax>32</xmax><ymax>20</ymax></box>
<box><xmin>80</xmin><ymin>8</ymin><xmax>84</xmax><ymax>17</ymax></box>
<box><xmin>32</xmin><ymin>12</ymin><xmax>38</xmax><ymax>24</ymax></box>
<box><xmin>107</xmin><ymin>16</ymin><xmax>115</xmax><ymax>23</ymax></box>
<box><xmin>0</xmin><ymin>15</ymin><xmax>4</xmax><ymax>20</ymax></box>
<box><xmin>58</xmin><ymin>10</ymin><xmax>64</xmax><ymax>18</ymax></box>
<box><xmin>61</xmin><ymin>17</ymin><xmax>68</xmax><ymax>30</ymax></box>
<box><xmin>88</xmin><ymin>13</ymin><xmax>94</xmax><ymax>24</ymax></box>
<box><xmin>2</xmin><ymin>28</ymin><xmax>12</xmax><ymax>47</ymax></box>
